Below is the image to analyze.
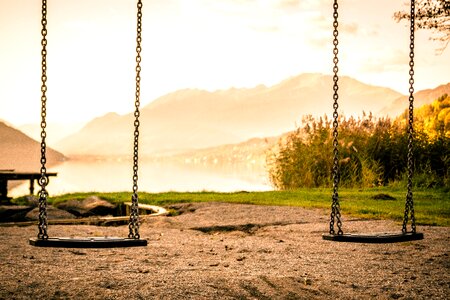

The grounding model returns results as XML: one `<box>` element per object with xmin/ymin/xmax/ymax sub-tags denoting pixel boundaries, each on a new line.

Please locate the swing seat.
<box><xmin>30</xmin><ymin>0</ymin><xmax>146</xmax><ymax>249</ymax></box>
<box><xmin>322</xmin><ymin>232</ymin><xmax>423</xmax><ymax>243</ymax></box>
<box><xmin>29</xmin><ymin>237</ymin><xmax>147</xmax><ymax>248</ymax></box>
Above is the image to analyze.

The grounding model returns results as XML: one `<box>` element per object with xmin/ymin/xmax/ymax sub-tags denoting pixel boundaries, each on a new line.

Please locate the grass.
<box><xmin>14</xmin><ymin>187</ymin><xmax>449</xmax><ymax>227</ymax></box>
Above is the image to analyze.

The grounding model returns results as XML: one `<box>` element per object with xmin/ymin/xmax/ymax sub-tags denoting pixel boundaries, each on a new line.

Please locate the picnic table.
<box><xmin>0</xmin><ymin>170</ymin><xmax>57</xmax><ymax>202</ymax></box>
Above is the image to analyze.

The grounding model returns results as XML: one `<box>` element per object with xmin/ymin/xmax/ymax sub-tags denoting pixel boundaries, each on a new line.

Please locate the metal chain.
<box><xmin>129</xmin><ymin>0</ymin><xmax>143</xmax><ymax>239</ymax></box>
<box><xmin>329</xmin><ymin>0</ymin><xmax>343</xmax><ymax>235</ymax></box>
<box><xmin>402</xmin><ymin>0</ymin><xmax>417</xmax><ymax>234</ymax></box>
<box><xmin>38</xmin><ymin>0</ymin><xmax>49</xmax><ymax>240</ymax></box>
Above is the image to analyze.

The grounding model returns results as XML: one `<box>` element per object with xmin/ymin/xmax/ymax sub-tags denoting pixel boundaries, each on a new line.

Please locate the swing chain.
<box><xmin>38</xmin><ymin>0</ymin><xmax>49</xmax><ymax>240</ymax></box>
<box><xmin>330</xmin><ymin>0</ymin><xmax>343</xmax><ymax>235</ymax></box>
<box><xmin>402</xmin><ymin>0</ymin><xmax>417</xmax><ymax>234</ymax></box>
<box><xmin>129</xmin><ymin>0</ymin><xmax>143</xmax><ymax>239</ymax></box>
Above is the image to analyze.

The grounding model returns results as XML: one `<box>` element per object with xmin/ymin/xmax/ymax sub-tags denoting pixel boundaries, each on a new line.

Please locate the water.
<box><xmin>9</xmin><ymin>159</ymin><xmax>273</xmax><ymax>197</ymax></box>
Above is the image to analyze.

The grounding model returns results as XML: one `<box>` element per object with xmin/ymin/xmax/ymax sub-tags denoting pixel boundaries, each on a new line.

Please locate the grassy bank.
<box><xmin>21</xmin><ymin>187</ymin><xmax>448</xmax><ymax>227</ymax></box>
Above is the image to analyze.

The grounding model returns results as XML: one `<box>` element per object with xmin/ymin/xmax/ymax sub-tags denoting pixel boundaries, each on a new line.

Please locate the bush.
<box><xmin>268</xmin><ymin>96</ymin><xmax>450</xmax><ymax>190</ymax></box>
<box><xmin>268</xmin><ymin>114</ymin><xmax>382</xmax><ymax>189</ymax></box>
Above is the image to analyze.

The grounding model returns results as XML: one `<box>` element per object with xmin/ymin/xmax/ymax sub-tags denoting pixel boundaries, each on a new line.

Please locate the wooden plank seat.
<box><xmin>322</xmin><ymin>232</ymin><xmax>424</xmax><ymax>243</ymax></box>
<box><xmin>29</xmin><ymin>237</ymin><xmax>148</xmax><ymax>248</ymax></box>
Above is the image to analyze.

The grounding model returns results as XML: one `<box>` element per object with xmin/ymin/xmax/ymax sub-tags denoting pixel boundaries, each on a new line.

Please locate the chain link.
<box><xmin>37</xmin><ymin>0</ymin><xmax>144</xmax><ymax>239</ymax></box>
<box><xmin>129</xmin><ymin>0</ymin><xmax>143</xmax><ymax>239</ymax></box>
<box><xmin>329</xmin><ymin>0</ymin><xmax>343</xmax><ymax>235</ymax></box>
<box><xmin>38</xmin><ymin>0</ymin><xmax>49</xmax><ymax>240</ymax></box>
<box><xmin>402</xmin><ymin>0</ymin><xmax>417</xmax><ymax>234</ymax></box>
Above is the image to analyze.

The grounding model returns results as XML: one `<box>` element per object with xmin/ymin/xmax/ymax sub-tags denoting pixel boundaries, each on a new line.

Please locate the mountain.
<box><xmin>18</xmin><ymin>122</ymin><xmax>85</xmax><ymax>146</ymax></box>
<box><xmin>0</xmin><ymin>122</ymin><xmax>66</xmax><ymax>172</ymax></box>
<box><xmin>56</xmin><ymin>73</ymin><xmax>403</xmax><ymax>157</ymax></box>
<box><xmin>379</xmin><ymin>83</ymin><xmax>450</xmax><ymax>117</ymax></box>
<box><xmin>54</xmin><ymin>112</ymin><xmax>134</xmax><ymax>157</ymax></box>
<box><xmin>164</xmin><ymin>135</ymin><xmax>283</xmax><ymax>166</ymax></box>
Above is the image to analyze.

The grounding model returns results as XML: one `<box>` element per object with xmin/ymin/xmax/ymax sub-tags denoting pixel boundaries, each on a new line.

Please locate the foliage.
<box><xmin>394</xmin><ymin>0</ymin><xmax>450</xmax><ymax>53</ymax></box>
<box><xmin>267</xmin><ymin>114</ymin><xmax>381</xmax><ymax>189</ymax></box>
<box><xmin>397</xmin><ymin>94</ymin><xmax>450</xmax><ymax>187</ymax></box>
<box><xmin>411</xmin><ymin>93</ymin><xmax>450</xmax><ymax>139</ymax></box>
<box><xmin>268</xmin><ymin>95</ymin><xmax>450</xmax><ymax>189</ymax></box>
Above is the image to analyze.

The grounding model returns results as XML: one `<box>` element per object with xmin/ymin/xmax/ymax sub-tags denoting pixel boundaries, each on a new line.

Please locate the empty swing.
<box><xmin>29</xmin><ymin>0</ymin><xmax>147</xmax><ymax>248</ymax></box>
<box><xmin>322</xmin><ymin>0</ymin><xmax>424</xmax><ymax>243</ymax></box>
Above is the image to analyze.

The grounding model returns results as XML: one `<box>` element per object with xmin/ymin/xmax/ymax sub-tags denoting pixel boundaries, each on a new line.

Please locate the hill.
<box><xmin>163</xmin><ymin>135</ymin><xmax>283</xmax><ymax>166</ymax></box>
<box><xmin>396</xmin><ymin>93</ymin><xmax>450</xmax><ymax>139</ymax></box>
<box><xmin>0</xmin><ymin>122</ymin><xmax>66</xmax><ymax>172</ymax></box>
<box><xmin>379</xmin><ymin>83</ymin><xmax>450</xmax><ymax>117</ymax></box>
<box><xmin>57</xmin><ymin>73</ymin><xmax>403</xmax><ymax>156</ymax></box>
<box><xmin>18</xmin><ymin>122</ymin><xmax>85</xmax><ymax>146</ymax></box>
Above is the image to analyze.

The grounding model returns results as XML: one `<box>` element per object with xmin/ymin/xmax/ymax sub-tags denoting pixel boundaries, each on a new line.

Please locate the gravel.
<box><xmin>0</xmin><ymin>202</ymin><xmax>448</xmax><ymax>299</ymax></box>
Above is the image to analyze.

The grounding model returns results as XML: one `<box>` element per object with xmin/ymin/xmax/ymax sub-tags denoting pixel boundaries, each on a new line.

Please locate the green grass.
<box><xmin>14</xmin><ymin>187</ymin><xmax>449</xmax><ymax>227</ymax></box>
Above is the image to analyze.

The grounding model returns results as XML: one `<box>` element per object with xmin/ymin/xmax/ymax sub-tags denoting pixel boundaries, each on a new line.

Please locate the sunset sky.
<box><xmin>0</xmin><ymin>0</ymin><xmax>449</xmax><ymax>127</ymax></box>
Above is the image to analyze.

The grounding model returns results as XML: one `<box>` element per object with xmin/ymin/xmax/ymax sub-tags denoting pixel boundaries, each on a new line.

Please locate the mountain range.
<box><xmin>3</xmin><ymin>73</ymin><xmax>449</xmax><ymax>161</ymax></box>
<box><xmin>379</xmin><ymin>83</ymin><xmax>450</xmax><ymax>116</ymax></box>
<box><xmin>55</xmin><ymin>73</ymin><xmax>410</xmax><ymax>157</ymax></box>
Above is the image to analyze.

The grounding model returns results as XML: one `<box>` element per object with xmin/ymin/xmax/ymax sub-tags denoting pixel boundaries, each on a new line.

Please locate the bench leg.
<box><xmin>0</xmin><ymin>179</ymin><xmax>9</xmax><ymax>201</ymax></box>
<box><xmin>29</xmin><ymin>179</ymin><xmax>35</xmax><ymax>195</ymax></box>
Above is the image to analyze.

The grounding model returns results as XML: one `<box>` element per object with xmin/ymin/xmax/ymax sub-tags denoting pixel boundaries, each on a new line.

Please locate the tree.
<box><xmin>394</xmin><ymin>0</ymin><xmax>450</xmax><ymax>54</ymax></box>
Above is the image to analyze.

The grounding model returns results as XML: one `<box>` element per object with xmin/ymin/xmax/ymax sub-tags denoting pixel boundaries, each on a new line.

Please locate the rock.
<box><xmin>304</xmin><ymin>278</ymin><xmax>312</xmax><ymax>285</ymax></box>
<box><xmin>25</xmin><ymin>205</ymin><xmax>77</xmax><ymax>220</ymax></box>
<box><xmin>55</xmin><ymin>196</ymin><xmax>117</xmax><ymax>217</ymax></box>
<box><xmin>0</xmin><ymin>205</ymin><xmax>35</xmax><ymax>222</ymax></box>
<box><xmin>371</xmin><ymin>193</ymin><xmax>396</xmax><ymax>200</ymax></box>
<box><xmin>23</xmin><ymin>196</ymin><xmax>39</xmax><ymax>207</ymax></box>
<box><xmin>167</xmin><ymin>203</ymin><xmax>196</xmax><ymax>215</ymax></box>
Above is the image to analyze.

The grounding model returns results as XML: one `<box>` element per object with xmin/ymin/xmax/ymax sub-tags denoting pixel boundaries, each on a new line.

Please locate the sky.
<box><xmin>0</xmin><ymin>0</ymin><xmax>449</xmax><ymax>127</ymax></box>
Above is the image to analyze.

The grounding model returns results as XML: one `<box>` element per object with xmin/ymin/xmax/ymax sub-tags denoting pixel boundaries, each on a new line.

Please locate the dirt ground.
<box><xmin>0</xmin><ymin>202</ymin><xmax>448</xmax><ymax>299</ymax></box>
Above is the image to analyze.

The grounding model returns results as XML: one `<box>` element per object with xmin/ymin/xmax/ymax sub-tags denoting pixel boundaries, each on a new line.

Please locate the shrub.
<box><xmin>268</xmin><ymin>96</ymin><xmax>450</xmax><ymax>190</ymax></box>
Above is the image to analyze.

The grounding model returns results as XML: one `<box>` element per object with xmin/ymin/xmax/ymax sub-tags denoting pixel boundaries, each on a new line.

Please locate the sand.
<box><xmin>0</xmin><ymin>202</ymin><xmax>448</xmax><ymax>299</ymax></box>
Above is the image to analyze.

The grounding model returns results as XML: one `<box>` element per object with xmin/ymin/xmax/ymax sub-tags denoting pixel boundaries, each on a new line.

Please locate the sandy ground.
<box><xmin>0</xmin><ymin>202</ymin><xmax>448</xmax><ymax>299</ymax></box>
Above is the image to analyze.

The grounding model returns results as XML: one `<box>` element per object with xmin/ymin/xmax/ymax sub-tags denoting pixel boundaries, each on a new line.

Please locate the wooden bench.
<box><xmin>0</xmin><ymin>170</ymin><xmax>57</xmax><ymax>202</ymax></box>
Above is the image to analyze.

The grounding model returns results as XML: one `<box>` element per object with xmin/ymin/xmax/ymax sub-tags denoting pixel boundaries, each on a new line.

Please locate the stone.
<box><xmin>55</xmin><ymin>196</ymin><xmax>117</xmax><ymax>217</ymax></box>
<box><xmin>25</xmin><ymin>205</ymin><xmax>77</xmax><ymax>220</ymax></box>
<box><xmin>371</xmin><ymin>193</ymin><xmax>396</xmax><ymax>200</ymax></box>
<box><xmin>0</xmin><ymin>205</ymin><xmax>35</xmax><ymax>222</ymax></box>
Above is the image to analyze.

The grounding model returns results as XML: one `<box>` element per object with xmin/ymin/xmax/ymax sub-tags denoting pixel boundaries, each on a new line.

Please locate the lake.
<box><xmin>9</xmin><ymin>159</ymin><xmax>273</xmax><ymax>197</ymax></box>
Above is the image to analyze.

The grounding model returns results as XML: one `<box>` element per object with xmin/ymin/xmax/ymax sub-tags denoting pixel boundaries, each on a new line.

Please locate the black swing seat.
<box><xmin>29</xmin><ymin>237</ymin><xmax>148</xmax><ymax>248</ymax></box>
<box><xmin>322</xmin><ymin>232</ymin><xmax>424</xmax><ymax>243</ymax></box>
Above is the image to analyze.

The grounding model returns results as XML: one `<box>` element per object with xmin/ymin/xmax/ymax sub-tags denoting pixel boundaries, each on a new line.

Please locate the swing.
<box><xmin>322</xmin><ymin>0</ymin><xmax>424</xmax><ymax>243</ymax></box>
<box><xmin>29</xmin><ymin>0</ymin><xmax>147</xmax><ymax>248</ymax></box>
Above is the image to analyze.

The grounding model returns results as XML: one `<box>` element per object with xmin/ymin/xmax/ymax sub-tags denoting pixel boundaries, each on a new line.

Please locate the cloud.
<box><xmin>342</xmin><ymin>23</ymin><xmax>359</xmax><ymax>35</ymax></box>
<box><xmin>359</xmin><ymin>49</ymin><xmax>409</xmax><ymax>73</ymax></box>
<box><xmin>249</xmin><ymin>24</ymin><xmax>281</xmax><ymax>33</ymax></box>
<box><xmin>307</xmin><ymin>36</ymin><xmax>330</xmax><ymax>48</ymax></box>
<box><xmin>195</xmin><ymin>0</ymin><xmax>333</xmax><ymax>39</ymax></box>
<box><xmin>229</xmin><ymin>0</ymin><xmax>257</xmax><ymax>4</ymax></box>
<box><xmin>276</xmin><ymin>0</ymin><xmax>301</xmax><ymax>11</ymax></box>
<box><xmin>368</xmin><ymin>29</ymin><xmax>380</xmax><ymax>37</ymax></box>
<box><xmin>307</xmin><ymin>13</ymin><xmax>329</xmax><ymax>30</ymax></box>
